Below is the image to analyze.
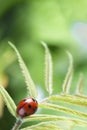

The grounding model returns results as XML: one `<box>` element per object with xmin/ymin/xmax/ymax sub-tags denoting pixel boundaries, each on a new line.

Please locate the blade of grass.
<box><xmin>41</xmin><ymin>41</ymin><xmax>53</xmax><ymax>95</ymax></box>
<box><xmin>0</xmin><ymin>84</ymin><xmax>16</xmax><ymax>117</ymax></box>
<box><xmin>8</xmin><ymin>42</ymin><xmax>38</xmax><ymax>98</ymax></box>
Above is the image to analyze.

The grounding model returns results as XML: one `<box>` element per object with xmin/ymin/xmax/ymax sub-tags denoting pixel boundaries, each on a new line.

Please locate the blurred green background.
<box><xmin>0</xmin><ymin>0</ymin><xmax>87</xmax><ymax>130</ymax></box>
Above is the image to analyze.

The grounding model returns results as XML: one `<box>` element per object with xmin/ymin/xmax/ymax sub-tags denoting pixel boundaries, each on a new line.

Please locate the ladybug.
<box><xmin>16</xmin><ymin>97</ymin><xmax>38</xmax><ymax>118</ymax></box>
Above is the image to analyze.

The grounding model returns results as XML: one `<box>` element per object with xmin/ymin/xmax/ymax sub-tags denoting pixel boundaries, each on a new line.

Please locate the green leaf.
<box><xmin>21</xmin><ymin>121</ymin><xmax>62</xmax><ymax>130</ymax></box>
<box><xmin>41</xmin><ymin>41</ymin><xmax>53</xmax><ymax>95</ymax></box>
<box><xmin>39</xmin><ymin>103</ymin><xmax>87</xmax><ymax>119</ymax></box>
<box><xmin>24</xmin><ymin>114</ymin><xmax>87</xmax><ymax>127</ymax></box>
<box><xmin>76</xmin><ymin>73</ymin><xmax>84</xmax><ymax>95</ymax></box>
<box><xmin>8</xmin><ymin>41</ymin><xmax>38</xmax><ymax>98</ymax></box>
<box><xmin>0</xmin><ymin>84</ymin><xmax>16</xmax><ymax>117</ymax></box>
<box><xmin>48</xmin><ymin>94</ymin><xmax>87</xmax><ymax>107</ymax></box>
<box><xmin>62</xmin><ymin>51</ymin><xmax>73</xmax><ymax>94</ymax></box>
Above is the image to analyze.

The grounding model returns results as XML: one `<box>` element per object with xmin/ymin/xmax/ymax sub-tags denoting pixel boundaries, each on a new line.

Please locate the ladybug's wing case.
<box><xmin>16</xmin><ymin>100</ymin><xmax>26</xmax><ymax>113</ymax></box>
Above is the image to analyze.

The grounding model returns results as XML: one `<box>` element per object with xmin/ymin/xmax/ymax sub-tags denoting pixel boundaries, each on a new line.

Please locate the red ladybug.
<box><xmin>16</xmin><ymin>97</ymin><xmax>38</xmax><ymax>118</ymax></box>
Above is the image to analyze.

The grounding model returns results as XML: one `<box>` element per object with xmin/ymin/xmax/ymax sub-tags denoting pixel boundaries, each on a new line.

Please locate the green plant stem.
<box><xmin>12</xmin><ymin>118</ymin><xmax>22</xmax><ymax>130</ymax></box>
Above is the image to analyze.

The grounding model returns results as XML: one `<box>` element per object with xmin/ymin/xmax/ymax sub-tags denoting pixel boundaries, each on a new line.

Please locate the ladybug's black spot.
<box><xmin>33</xmin><ymin>107</ymin><xmax>36</xmax><ymax>112</ymax></box>
<box><xmin>24</xmin><ymin>112</ymin><xmax>28</xmax><ymax>116</ymax></box>
<box><xmin>28</xmin><ymin>104</ymin><xmax>31</xmax><ymax>108</ymax></box>
<box><xmin>23</xmin><ymin>99</ymin><xmax>26</xmax><ymax>102</ymax></box>
<box><xmin>32</xmin><ymin>98</ymin><xmax>36</xmax><ymax>102</ymax></box>
<box><xmin>32</xmin><ymin>98</ymin><xmax>37</xmax><ymax>103</ymax></box>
